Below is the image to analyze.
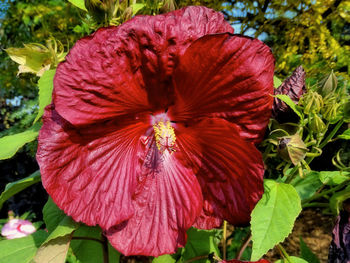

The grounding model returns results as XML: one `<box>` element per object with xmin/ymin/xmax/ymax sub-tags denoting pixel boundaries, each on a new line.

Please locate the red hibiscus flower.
<box><xmin>36</xmin><ymin>6</ymin><xmax>274</xmax><ymax>256</ymax></box>
<box><xmin>220</xmin><ymin>259</ymin><xmax>270</xmax><ymax>263</ymax></box>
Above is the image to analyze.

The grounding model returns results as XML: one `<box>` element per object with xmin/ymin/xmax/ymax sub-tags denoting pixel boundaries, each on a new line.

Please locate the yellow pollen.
<box><xmin>153</xmin><ymin>121</ymin><xmax>176</xmax><ymax>153</ymax></box>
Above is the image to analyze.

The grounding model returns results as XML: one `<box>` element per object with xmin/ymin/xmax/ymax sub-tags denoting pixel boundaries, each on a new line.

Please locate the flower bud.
<box><xmin>319</xmin><ymin>70</ymin><xmax>338</xmax><ymax>97</ymax></box>
<box><xmin>272</xmin><ymin>66</ymin><xmax>306</xmax><ymax>122</ymax></box>
<box><xmin>321</xmin><ymin>102</ymin><xmax>340</xmax><ymax>123</ymax></box>
<box><xmin>160</xmin><ymin>0</ymin><xmax>176</xmax><ymax>12</ymax></box>
<box><xmin>309</xmin><ymin>113</ymin><xmax>327</xmax><ymax>134</ymax></box>
<box><xmin>301</xmin><ymin>90</ymin><xmax>324</xmax><ymax>115</ymax></box>
<box><xmin>1</xmin><ymin>219</ymin><xmax>36</xmax><ymax>239</ymax></box>
<box><xmin>277</xmin><ymin>134</ymin><xmax>308</xmax><ymax>165</ymax></box>
<box><xmin>343</xmin><ymin>101</ymin><xmax>350</xmax><ymax>122</ymax></box>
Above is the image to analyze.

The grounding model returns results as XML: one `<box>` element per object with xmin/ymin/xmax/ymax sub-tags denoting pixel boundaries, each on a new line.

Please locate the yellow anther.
<box><xmin>153</xmin><ymin>121</ymin><xmax>176</xmax><ymax>153</ymax></box>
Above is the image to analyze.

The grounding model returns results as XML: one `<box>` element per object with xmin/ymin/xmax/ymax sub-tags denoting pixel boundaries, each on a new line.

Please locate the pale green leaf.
<box><xmin>33</xmin><ymin>234</ymin><xmax>72</xmax><ymax>263</ymax></box>
<box><xmin>43</xmin><ymin>216</ymin><xmax>78</xmax><ymax>245</ymax></box>
<box><xmin>68</xmin><ymin>0</ymin><xmax>87</xmax><ymax>11</ymax></box>
<box><xmin>274</xmin><ymin>75</ymin><xmax>282</xmax><ymax>88</ymax></box>
<box><xmin>0</xmin><ymin>170</ymin><xmax>41</xmax><ymax>210</ymax></box>
<box><xmin>329</xmin><ymin>185</ymin><xmax>350</xmax><ymax>214</ymax></box>
<box><xmin>338</xmin><ymin>129</ymin><xmax>350</xmax><ymax>140</ymax></box>
<box><xmin>251</xmin><ymin>180</ymin><xmax>302</xmax><ymax>260</ymax></box>
<box><xmin>0</xmin><ymin>230</ymin><xmax>48</xmax><ymax>263</ymax></box>
<box><xmin>0</xmin><ymin>123</ymin><xmax>41</xmax><ymax>160</ymax></box>
<box><xmin>153</xmin><ymin>254</ymin><xmax>177</xmax><ymax>263</ymax></box>
<box><xmin>319</xmin><ymin>171</ymin><xmax>350</xmax><ymax>186</ymax></box>
<box><xmin>131</xmin><ymin>3</ymin><xmax>146</xmax><ymax>16</ymax></box>
<box><xmin>275</xmin><ymin>256</ymin><xmax>308</xmax><ymax>263</ymax></box>
<box><xmin>37</xmin><ymin>200</ymin><xmax>78</xmax><ymax>263</ymax></box>
<box><xmin>290</xmin><ymin>171</ymin><xmax>323</xmax><ymax>200</ymax></box>
<box><xmin>275</xmin><ymin>94</ymin><xmax>303</xmax><ymax>119</ymax></box>
<box><xmin>34</xmin><ymin>69</ymin><xmax>56</xmax><ymax>123</ymax></box>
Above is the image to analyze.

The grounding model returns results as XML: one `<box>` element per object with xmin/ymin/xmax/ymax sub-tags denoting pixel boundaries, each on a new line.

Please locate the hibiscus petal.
<box><xmin>192</xmin><ymin>204</ymin><xmax>223</xmax><ymax>229</ymax></box>
<box><xmin>106</xmin><ymin>146</ymin><xmax>203</xmax><ymax>256</ymax></box>
<box><xmin>171</xmin><ymin>33</ymin><xmax>274</xmax><ymax>144</ymax></box>
<box><xmin>36</xmin><ymin>105</ymin><xmax>149</xmax><ymax>229</ymax></box>
<box><xmin>54</xmin><ymin>6</ymin><xmax>233</xmax><ymax>126</ymax></box>
<box><xmin>176</xmin><ymin>118</ymin><xmax>264</xmax><ymax>226</ymax></box>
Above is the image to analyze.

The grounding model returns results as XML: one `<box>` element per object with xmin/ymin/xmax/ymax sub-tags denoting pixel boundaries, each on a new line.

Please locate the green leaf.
<box><xmin>68</xmin><ymin>0</ymin><xmax>87</xmax><ymax>11</ymax></box>
<box><xmin>131</xmin><ymin>3</ymin><xmax>146</xmax><ymax>16</ymax></box>
<box><xmin>299</xmin><ymin>237</ymin><xmax>320</xmax><ymax>263</ymax></box>
<box><xmin>5</xmin><ymin>44</ymin><xmax>53</xmax><ymax>76</ymax></box>
<box><xmin>329</xmin><ymin>185</ymin><xmax>350</xmax><ymax>214</ymax></box>
<box><xmin>338</xmin><ymin>129</ymin><xmax>350</xmax><ymax>140</ymax></box>
<box><xmin>275</xmin><ymin>94</ymin><xmax>303</xmax><ymax>119</ymax></box>
<box><xmin>33</xmin><ymin>215</ymin><xmax>78</xmax><ymax>263</ymax></box>
<box><xmin>290</xmin><ymin>171</ymin><xmax>323</xmax><ymax>200</ymax></box>
<box><xmin>275</xmin><ymin>256</ymin><xmax>308</xmax><ymax>263</ymax></box>
<box><xmin>251</xmin><ymin>180</ymin><xmax>302</xmax><ymax>260</ymax></box>
<box><xmin>0</xmin><ymin>170</ymin><xmax>41</xmax><ymax>210</ymax></box>
<box><xmin>34</xmin><ymin>69</ymin><xmax>55</xmax><ymax>123</ymax></box>
<box><xmin>0</xmin><ymin>230</ymin><xmax>49</xmax><ymax>263</ymax></box>
<box><xmin>33</xmin><ymin>234</ymin><xmax>73</xmax><ymax>263</ymax></box>
<box><xmin>274</xmin><ymin>75</ymin><xmax>282</xmax><ymax>88</ymax></box>
<box><xmin>181</xmin><ymin>228</ymin><xmax>222</xmax><ymax>263</ymax></box>
<box><xmin>43</xmin><ymin>216</ymin><xmax>78</xmax><ymax>245</ymax></box>
<box><xmin>0</xmin><ymin>123</ymin><xmax>41</xmax><ymax>160</ymax></box>
<box><xmin>43</xmin><ymin>198</ymin><xmax>66</xmax><ymax>233</ymax></box>
<box><xmin>153</xmin><ymin>254</ymin><xmax>177</xmax><ymax>263</ymax></box>
<box><xmin>71</xmin><ymin>225</ymin><xmax>120</xmax><ymax>263</ymax></box>
<box><xmin>319</xmin><ymin>171</ymin><xmax>350</xmax><ymax>186</ymax></box>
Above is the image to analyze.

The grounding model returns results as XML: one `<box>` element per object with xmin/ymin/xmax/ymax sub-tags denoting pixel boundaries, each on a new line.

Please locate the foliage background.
<box><xmin>0</xmin><ymin>0</ymin><xmax>349</xmax><ymax>262</ymax></box>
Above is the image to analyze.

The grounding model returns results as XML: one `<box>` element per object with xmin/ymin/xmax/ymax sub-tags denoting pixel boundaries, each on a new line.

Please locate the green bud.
<box><xmin>343</xmin><ymin>101</ymin><xmax>350</xmax><ymax>123</ymax></box>
<box><xmin>161</xmin><ymin>0</ymin><xmax>176</xmax><ymax>12</ymax></box>
<box><xmin>277</xmin><ymin>134</ymin><xmax>308</xmax><ymax>165</ymax></box>
<box><xmin>319</xmin><ymin>70</ymin><xmax>338</xmax><ymax>96</ymax></box>
<box><xmin>322</xmin><ymin>102</ymin><xmax>341</xmax><ymax>123</ymax></box>
<box><xmin>309</xmin><ymin>113</ymin><xmax>327</xmax><ymax>134</ymax></box>
<box><xmin>301</xmin><ymin>90</ymin><xmax>324</xmax><ymax>115</ymax></box>
<box><xmin>5</xmin><ymin>39</ymin><xmax>61</xmax><ymax>77</ymax></box>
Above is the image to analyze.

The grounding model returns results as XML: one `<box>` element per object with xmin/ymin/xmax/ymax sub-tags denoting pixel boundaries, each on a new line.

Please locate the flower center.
<box><xmin>153</xmin><ymin>121</ymin><xmax>176</xmax><ymax>153</ymax></box>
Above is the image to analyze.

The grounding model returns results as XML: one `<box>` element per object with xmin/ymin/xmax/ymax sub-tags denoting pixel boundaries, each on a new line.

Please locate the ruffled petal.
<box><xmin>36</xmin><ymin>105</ymin><xmax>149</xmax><ymax>229</ymax></box>
<box><xmin>54</xmin><ymin>6</ymin><xmax>233</xmax><ymax>126</ymax></box>
<box><xmin>192</xmin><ymin>204</ymin><xmax>223</xmax><ymax>229</ymax></box>
<box><xmin>106</xmin><ymin>144</ymin><xmax>203</xmax><ymax>256</ymax></box>
<box><xmin>170</xmin><ymin>33</ymin><xmax>274</xmax><ymax>144</ymax></box>
<box><xmin>176</xmin><ymin>118</ymin><xmax>264</xmax><ymax>226</ymax></box>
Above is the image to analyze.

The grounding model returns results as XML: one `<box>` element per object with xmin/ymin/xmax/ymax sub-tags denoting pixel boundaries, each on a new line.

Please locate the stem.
<box><xmin>277</xmin><ymin>244</ymin><xmax>292</xmax><ymax>263</ymax></box>
<box><xmin>319</xmin><ymin>120</ymin><xmax>344</xmax><ymax>148</ymax></box>
<box><xmin>236</xmin><ymin>233</ymin><xmax>251</xmax><ymax>260</ymax></box>
<box><xmin>285</xmin><ymin>120</ymin><xmax>344</xmax><ymax>185</ymax></box>
<box><xmin>102</xmin><ymin>235</ymin><xmax>109</xmax><ymax>263</ymax></box>
<box><xmin>302</xmin><ymin>180</ymin><xmax>349</xmax><ymax>205</ymax></box>
<box><xmin>284</xmin><ymin>166</ymin><xmax>299</xmax><ymax>184</ymax></box>
<box><xmin>223</xmin><ymin>220</ymin><xmax>227</xmax><ymax>261</ymax></box>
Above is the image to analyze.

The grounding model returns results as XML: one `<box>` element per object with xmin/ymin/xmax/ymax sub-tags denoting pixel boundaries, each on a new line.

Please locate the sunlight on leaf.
<box><xmin>34</xmin><ymin>69</ymin><xmax>56</xmax><ymax>123</ymax></box>
<box><xmin>0</xmin><ymin>170</ymin><xmax>41</xmax><ymax>210</ymax></box>
<box><xmin>251</xmin><ymin>180</ymin><xmax>302</xmax><ymax>260</ymax></box>
<box><xmin>0</xmin><ymin>123</ymin><xmax>41</xmax><ymax>160</ymax></box>
<box><xmin>68</xmin><ymin>0</ymin><xmax>87</xmax><ymax>11</ymax></box>
<box><xmin>0</xmin><ymin>230</ymin><xmax>48</xmax><ymax>263</ymax></box>
<box><xmin>275</xmin><ymin>94</ymin><xmax>303</xmax><ymax>119</ymax></box>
